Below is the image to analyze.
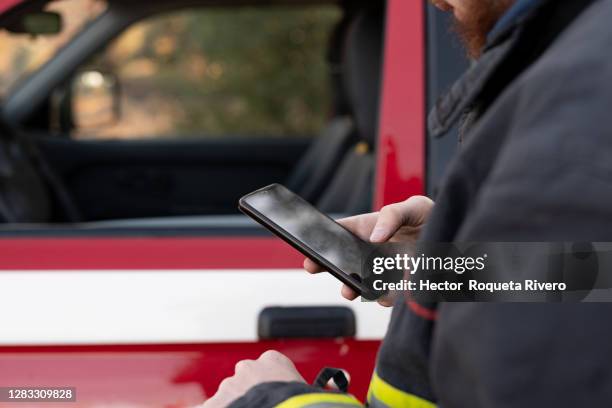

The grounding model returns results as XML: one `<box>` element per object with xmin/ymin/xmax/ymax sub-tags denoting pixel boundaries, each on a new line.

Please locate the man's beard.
<box><xmin>452</xmin><ymin>0</ymin><xmax>514</xmax><ymax>58</ymax></box>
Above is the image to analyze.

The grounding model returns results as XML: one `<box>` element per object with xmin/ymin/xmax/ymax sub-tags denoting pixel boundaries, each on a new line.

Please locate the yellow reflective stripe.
<box><xmin>368</xmin><ymin>373</ymin><xmax>436</xmax><ymax>408</ymax></box>
<box><xmin>275</xmin><ymin>393</ymin><xmax>363</xmax><ymax>408</ymax></box>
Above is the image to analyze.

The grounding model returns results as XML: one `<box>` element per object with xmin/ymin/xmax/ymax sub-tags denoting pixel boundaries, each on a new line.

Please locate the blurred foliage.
<box><xmin>88</xmin><ymin>6</ymin><xmax>341</xmax><ymax>138</ymax></box>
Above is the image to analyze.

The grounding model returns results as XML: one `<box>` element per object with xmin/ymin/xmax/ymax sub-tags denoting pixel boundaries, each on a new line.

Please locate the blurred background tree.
<box><xmin>84</xmin><ymin>5</ymin><xmax>341</xmax><ymax>139</ymax></box>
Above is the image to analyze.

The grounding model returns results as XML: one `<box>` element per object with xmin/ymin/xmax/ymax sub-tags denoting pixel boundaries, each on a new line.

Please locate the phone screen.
<box><xmin>240</xmin><ymin>184</ymin><xmax>372</xmax><ymax>287</ymax></box>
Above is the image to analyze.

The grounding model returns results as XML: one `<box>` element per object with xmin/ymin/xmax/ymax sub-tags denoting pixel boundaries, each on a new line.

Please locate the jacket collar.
<box><xmin>427</xmin><ymin>29</ymin><xmax>520</xmax><ymax>139</ymax></box>
<box><xmin>487</xmin><ymin>0</ymin><xmax>545</xmax><ymax>42</ymax></box>
<box><xmin>428</xmin><ymin>0</ymin><xmax>549</xmax><ymax>139</ymax></box>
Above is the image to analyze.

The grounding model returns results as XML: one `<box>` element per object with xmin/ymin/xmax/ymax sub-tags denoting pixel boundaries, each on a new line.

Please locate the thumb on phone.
<box><xmin>369</xmin><ymin>204</ymin><xmax>408</xmax><ymax>243</ymax></box>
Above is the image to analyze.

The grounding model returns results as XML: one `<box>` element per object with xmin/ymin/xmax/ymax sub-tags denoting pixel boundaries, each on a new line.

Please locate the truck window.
<box><xmin>70</xmin><ymin>6</ymin><xmax>341</xmax><ymax>140</ymax></box>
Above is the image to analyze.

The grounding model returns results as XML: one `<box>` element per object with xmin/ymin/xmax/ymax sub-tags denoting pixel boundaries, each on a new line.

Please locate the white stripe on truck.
<box><xmin>0</xmin><ymin>270</ymin><xmax>391</xmax><ymax>345</ymax></box>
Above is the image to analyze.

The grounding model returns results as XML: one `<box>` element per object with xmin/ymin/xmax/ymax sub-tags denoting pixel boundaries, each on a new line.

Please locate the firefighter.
<box><xmin>205</xmin><ymin>0</ymin><xmax>612</xmax><ymax>406</ymax></box>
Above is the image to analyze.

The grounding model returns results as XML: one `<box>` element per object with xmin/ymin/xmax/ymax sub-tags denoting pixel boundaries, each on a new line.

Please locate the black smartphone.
<box><xmin>239</xmin><ymin>183</ymin><xmax>379</xmax><ymax>300</ymax></box>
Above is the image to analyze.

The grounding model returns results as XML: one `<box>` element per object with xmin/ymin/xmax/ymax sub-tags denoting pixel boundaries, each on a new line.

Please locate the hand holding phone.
<box><xmin>240</xmin><ymin>184</ymin><xmax>434</xmax><ymax>302</ymax></box>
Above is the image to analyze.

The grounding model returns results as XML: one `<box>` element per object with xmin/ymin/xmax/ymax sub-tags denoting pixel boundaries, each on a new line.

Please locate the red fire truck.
<box><xmin>0</xmin><ymin>0</ymin><xmax>466</xmax><ymax>406</ymax></box>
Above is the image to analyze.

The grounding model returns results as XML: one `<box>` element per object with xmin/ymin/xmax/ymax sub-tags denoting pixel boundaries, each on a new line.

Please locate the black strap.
<box><xmin>313</xmin><ymin>367</ymin><xmax>350</xmax><ymax>393</ymax></box>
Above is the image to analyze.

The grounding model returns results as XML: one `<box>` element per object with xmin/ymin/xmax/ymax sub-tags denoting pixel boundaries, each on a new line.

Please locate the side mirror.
<box><xmin>5</xmin><ymin>11</ymin><xmax>62</xmax><ymax>35</ymax></box>
<box><xmin>71</xmin><ymin>70</ymin><xmax>121</xmax><ymax>130</ymax></box>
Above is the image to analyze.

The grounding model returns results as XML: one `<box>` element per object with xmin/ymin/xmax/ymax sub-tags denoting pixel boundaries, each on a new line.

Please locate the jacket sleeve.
<box><xmin>431</xmin><ymin>43</ymin><xmax>612</xmax><ymax>406</ymax></box>
<box><xmin>228</xmin><ymin>382</ymin><xmax>364</xmax><ymax>408</ymax></box>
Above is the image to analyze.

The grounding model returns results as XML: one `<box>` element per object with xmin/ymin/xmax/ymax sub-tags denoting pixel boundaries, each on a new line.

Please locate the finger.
<box><xmin>377</xmin><ymin>296</ymin><xmax>395</xmax><ymax>308</ymax></box>
<box><xmin>303</xmin><ymin>257</ymin><xmax>325</xmax><ymax>274</ymax></box>
<box><xmin>403</xmin><ymin>195</ymin><xmax>435</xmax><ymax>226</ymax></box>
<box><xmin>205</xmin><ymin>378</ymin><xmax>234</xmax><ymax>407</ymax></box>
<box><xmin>259</xmin><ymin>350</ymin><xmax>286</xmax><ymax>362</ymax></box>
<box><xmin>234</xmin><ymin>359</ymin><xmax>254</xmax><ymax>373</ymax></box>
<box><xmin>337</xmin><ymin>213</ymin><xmax>379</xmax><ymax>241</ymax></box>
<box><xmin>341</xmin><ymin>284</ymin><xmax>359</xmax><ymax>301</ymax></box>
<box><xmin>217</xmin><ymin>376</ymin><xmax>233</xmax><ymax>392</ymax></box>
<box><xmin>369</xmin><ymin>204</ymin><xmax>406</xmax><ymax>242</ymax></box>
